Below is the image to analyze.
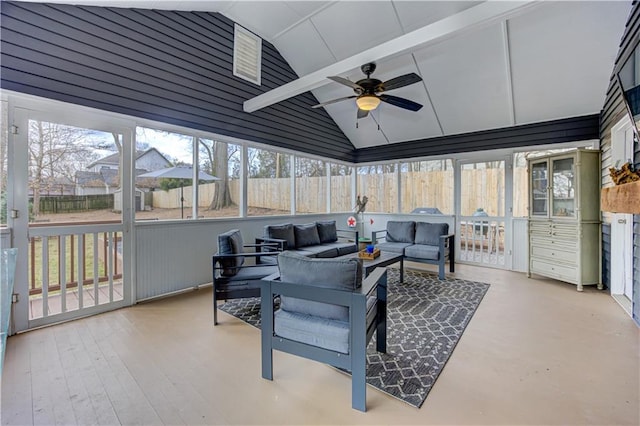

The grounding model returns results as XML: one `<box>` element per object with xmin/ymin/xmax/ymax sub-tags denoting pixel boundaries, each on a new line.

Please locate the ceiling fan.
<box><xmin>312</xmin><ymin>62</ymin><xmax>424</xmax><ymax>119</ymax></box>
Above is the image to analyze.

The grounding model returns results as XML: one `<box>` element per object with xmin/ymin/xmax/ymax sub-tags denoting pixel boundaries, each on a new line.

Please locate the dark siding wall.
<box><xmin>0</xmin><ymin>1</ymin><xmax>355</xmax><ymax>161</ymax></box>
<box><xmin>600</xmin><ymin>1</ymin><xmax>640</xmax><ymax>325</ymax></box>
<box><xmin>355</xmin><ymin>115</ymin><xmax>600</xmax><ymax>163</ymax></box>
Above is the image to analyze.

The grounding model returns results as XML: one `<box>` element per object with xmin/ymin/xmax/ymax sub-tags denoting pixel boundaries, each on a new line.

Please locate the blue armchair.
<box><xmin>260</xmin><ymin>251</ymin><xmax>387</xmax><ymax>412</ymax></box>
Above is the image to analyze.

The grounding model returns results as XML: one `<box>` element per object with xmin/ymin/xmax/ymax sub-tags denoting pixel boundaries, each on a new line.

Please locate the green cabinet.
<box><xmin>527</xmin><ymin>149</ymin><xmax>602</xmax><ymax>291</ymax></box>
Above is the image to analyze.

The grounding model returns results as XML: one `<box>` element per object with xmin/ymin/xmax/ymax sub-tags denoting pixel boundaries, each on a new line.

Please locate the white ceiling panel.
<box><xmin>393</xmin><ymin>0</ymin><xmax>480</xmax><ymax>34</ymax></box>
<box><xmin>273</xmin><ymin>20</ymin><xmax>336</xmax><ymax>76</ymax></box>
<box><xmin>283</xmin><ymin>1</ymin><xmax>331</xmax><ymax>19</ymax></box>
<box><xmin>309</xmin><ymin>1</ymin><xmax>404</xmax><ymax>61</ymax></box>
<box><xmin>508</xmin><ymin>1</ymin><xmax>630</xmax><ymax>124</ymax></box>
<box><xmin>414</xmin><ymin>22</ymin><xmax>512</xmax><ymax>135</ymax></box>
<box><xmin>223</xmin><ymin>1</ymin><xmax>304</xmax><ymax>41</ymax></box>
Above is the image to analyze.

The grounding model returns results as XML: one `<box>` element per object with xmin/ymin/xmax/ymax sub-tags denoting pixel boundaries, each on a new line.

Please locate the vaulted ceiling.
<box><xmin>19</xmin><ymin>1</ymin><xmax>633</xmax><ymax>150</ymax></box>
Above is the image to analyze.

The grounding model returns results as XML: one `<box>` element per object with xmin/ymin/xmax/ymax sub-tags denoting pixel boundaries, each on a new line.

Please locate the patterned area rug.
<box><xmin>219</xmin><ymin>268</ymin><xmax>489</xmax><ymax>408</ymax></box>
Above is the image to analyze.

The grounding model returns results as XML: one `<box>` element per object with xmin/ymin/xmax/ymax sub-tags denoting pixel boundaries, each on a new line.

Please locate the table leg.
<box><xmin>399</xmin><ymin>257</ymin><xmax>404</xmax><ymax>283</ymax></box>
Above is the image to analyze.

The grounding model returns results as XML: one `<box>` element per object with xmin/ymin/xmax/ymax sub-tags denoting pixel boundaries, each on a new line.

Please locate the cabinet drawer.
<box><xmin>550</xmin><ymin>223</ymin><xmax>578</xmax><ymax>239</ymax></box>
<box><xmin>530</xmin><ymin>246</ymin><xmax>577</xmax><ymax>265</ymax></box>
<box><xmin>531</xmin><ymin>258</ymin><xmax>578</xmax><ymax>283</ymax></box>
<box><xmin>529</xmin><ymin>221</ymin><xmax>552</xmax><ymax>234</ymax></box>
<box><xmin>529</xmin><ymin>236</ymin><xmax>577</xmax><ymax>251</ymax></box>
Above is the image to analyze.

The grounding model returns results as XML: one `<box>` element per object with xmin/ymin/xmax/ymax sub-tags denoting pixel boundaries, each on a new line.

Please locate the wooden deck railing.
<box><xmin>28</xmin><ymin>232</ymin><xmax>122</xmax><ymax>296</ymax></box>
<box><xmin>27</xmin><ymin>223</ymin><xmax>124</xmax><ymax>319</ymax></box>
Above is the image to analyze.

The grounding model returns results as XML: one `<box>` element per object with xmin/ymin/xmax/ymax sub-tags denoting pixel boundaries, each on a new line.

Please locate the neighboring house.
<box><xmin>86</xmin><ymin>147</ymin><xmax>172</xmax><ymax>173</ymax></box>
<box><xmin>27</xmin><ymin>176</ymin><xmax>75</xmax><ymax>197</ymax></box>
<box><xmin>76</xmin><ymin>148</ymin><xmax>172</xmax><ymax>195</ymax></box>
<box><xmin>75</xmin><ymin>168</ymin><xmax>118</xmax><ymax>195</ymax></box>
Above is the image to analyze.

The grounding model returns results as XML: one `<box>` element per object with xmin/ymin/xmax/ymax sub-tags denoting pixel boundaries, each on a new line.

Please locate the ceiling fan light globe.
<box><xmin>356</xmin><ymin>95</ymin><xmax>380</xmax><ymax>111</ymax></box>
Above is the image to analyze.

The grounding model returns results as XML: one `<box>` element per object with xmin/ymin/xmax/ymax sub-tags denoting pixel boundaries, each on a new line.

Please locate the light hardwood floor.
<box><xmin>2</xmin><ymin>263</ymin><xmax>638</xmax><ymax>425</ymax></box>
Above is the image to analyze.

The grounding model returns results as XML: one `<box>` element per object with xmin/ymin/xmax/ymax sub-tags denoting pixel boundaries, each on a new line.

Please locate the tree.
<box><xmin>200</xmin><ymin>139</ymin><xmax>236</xmax><ymax>210</ymax></box>
<box><xmin>28</xmin><ymin>120</ymin><xmax>97</xmax><ymax>216</ymax></box>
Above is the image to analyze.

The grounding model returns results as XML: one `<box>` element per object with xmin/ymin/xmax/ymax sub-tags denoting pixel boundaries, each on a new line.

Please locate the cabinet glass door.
<box><xmin>551</xmin><ymin>157</ymin><xmax>575</xmax><ymax>218</ymax></box>
<box><xmin>530</xmin><ymin>161</ymin><xmax>548</xmax><ymax>216</ymax></box>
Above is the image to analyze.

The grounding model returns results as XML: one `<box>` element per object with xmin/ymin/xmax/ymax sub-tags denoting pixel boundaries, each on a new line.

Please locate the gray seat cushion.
<box><xmin>386</xmin><ymin>221</ymin><xmax>416</xmax><ymax>243</ymax></box>
<box><xmin>375</xmin><ymin>241</ymin><xmax>412</xmax><ymax>255</ymax></box>
<box><xmin>297</xmin><ymin>245</ymin><xmax>338</xmax><ymax>258</ymax></box>
<box><xmin>274</xmin><ymin>309</ymin><xmax>349</xmax><ymax>354</ymax></box>
<box><xmin>294</xmin><ymin>223</ymin><xmax>321</xmax><ymax>248</ymax></box>
<box><xmin>277</xmin><ymin>251</ymin><xmax>362</xmax><ymax>321</ymax></box>
<box><xmin>405</xmin><ymin>244</ymin><xmax>440</xmax><ymax>260</ymax></box>
<box><xmin>415</xmin><ymin>222</ymin><xmax>449</xmax><ymax>245</ymax></box>
<box><xmin>224</xmin><ymin>264</ymin><xmax>278</xmax><ymax>282</ymax></box>
<box><xmin>265</xmin><ymin>223</ymin><xmax>296</xmax><ymax>249</ymax></box>
<box><xmin>284</xmin><ymin>248</ymin><xmax>316</xmax><ymax>257</ymax></box>
<box><xmin>321</xmin><ymin>241</ymin><xmax>358</xmax><ymax>256</ymax></box>
<box><xmin>217</xmin><ymin>229</ymin><xmax>245</xmax><ymax>276</ymax></box>
<box><xmin>316</xmin><ymin>220</ymin><xmax>338</xmax><ymax>243</ymax></box>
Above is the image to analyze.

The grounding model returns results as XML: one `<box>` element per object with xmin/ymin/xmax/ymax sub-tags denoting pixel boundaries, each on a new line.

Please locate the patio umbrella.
<box><xmin>138</xmin><ymin>166</ymin><xmax>219</xmax><ymax>218</ymax></box>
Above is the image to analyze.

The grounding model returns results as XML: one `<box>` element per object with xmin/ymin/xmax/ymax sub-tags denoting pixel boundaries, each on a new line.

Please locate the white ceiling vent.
<box><xmin>233</xmin><ymin>24</ymin><xmax>262</xmax><ymax>86</ymax></box>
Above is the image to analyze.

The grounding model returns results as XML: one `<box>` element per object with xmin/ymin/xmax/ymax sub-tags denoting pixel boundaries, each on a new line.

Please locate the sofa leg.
<box><xmin>438</xmin><ymin>262</ymin><xmax>445</xmax><ymax>280</ymax></box>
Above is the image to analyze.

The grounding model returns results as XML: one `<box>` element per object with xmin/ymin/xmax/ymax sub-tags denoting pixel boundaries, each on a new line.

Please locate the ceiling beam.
<box><xmin>244</xmin><ymin>0</ymin><xmax>538</xmax><ymax>113</ymax></box>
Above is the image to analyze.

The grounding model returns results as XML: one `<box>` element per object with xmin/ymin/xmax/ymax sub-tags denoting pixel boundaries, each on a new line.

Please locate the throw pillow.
<box><xmin>414</xmin><ymin>222</ymin><xmax>449</xmax><ymax>246</ymax></box>
<box><xmin>217</xmin><ymin>229</ymin><xmax>244</xmax><ymax>276</ymax></box>
<box><xmin>386</xmin><ymin>221</ymin><xmax>416</xmax><ymax>243</ymax></box>
<box><xmin>316</xmin><ymin>220</ymin><xmax>338</xmax><ymax>243</ymax></box>
<box><xmin>294</xmin><ymin>223</ymin><xmax>321</xmax><ymax>248</ymax></box>
<box><xmin>265</xmin><ymin>223</ymin><xmax>295</xmax><ymax>249</ymax></box>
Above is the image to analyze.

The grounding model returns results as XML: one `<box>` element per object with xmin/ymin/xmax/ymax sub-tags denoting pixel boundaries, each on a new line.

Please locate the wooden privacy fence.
<box><xmin>37</xmin><ymin>194</ymin><xmax>114</xmax><ymax>213</ymax></box>
<box><xmin>150</xmin><ymin>169</ymin><xmax>529</xmax><ymax>215</ymax></box>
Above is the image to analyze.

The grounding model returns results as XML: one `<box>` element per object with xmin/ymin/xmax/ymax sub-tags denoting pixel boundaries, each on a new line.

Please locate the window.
<box><xmin>27</xmin><ymin>120</ymin><xmax>119</xmax><ymax>225</ymax></box>
<box><xmin>135</xmin><ymin>127</ymin><xmax>192</xmax><ymax>221</ymax></box>
<box><xmin>330</xmin><ymin>163</ymin><xmax>353</xmax><ymax>212</ymax></box>
<box><xmin>198</xmin><ymin>138</ymin><xmax>240</xmax><ymax>218</ymax></box>
<box><xmin>295</xmin><ymin>157</ymin><xmax>326</xmax><ymax>213</ymax></box>
<box><xmin>247</xmin><ymin>147</ymin><xmax>290</xmax><ymax>216</ymax></box>
<box><xmin>400</xmin><ymin>159</ymin><xmax>453</xmax><ymax>214</ymax></box>
<box><xmin>357</xmin><ymin>164</ymin><xmax>398</xmax><ymax>213</ymax></box>
<box><xmin>460</xmin><ymin>161</ymin><xmax>505</xmax><ymax>217</ymax></box>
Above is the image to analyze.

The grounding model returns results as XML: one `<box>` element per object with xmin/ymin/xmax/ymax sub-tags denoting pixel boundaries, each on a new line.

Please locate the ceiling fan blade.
<box><xmin>311</xmin><ymin>95</ymin><xmax>356</xmax><ymax>108</ymax></box>
<box><xmin>379</xmin><ymin>94</ymin><xmax>423</xmax><ymax>111</ymax></box>
<box><xmin>327</xmin><ymin>76</ymin><xmax>363</xmax><ymax>90</ymax></box>
<box><xmin>357</xmin><ymin>108</ymin><xmax>369</xmax><ymax>119</ymax></box>
<box><xmin>379</xmin><ymin>73</ymin><xmax>423</xmax><ymax>92</ymax></box>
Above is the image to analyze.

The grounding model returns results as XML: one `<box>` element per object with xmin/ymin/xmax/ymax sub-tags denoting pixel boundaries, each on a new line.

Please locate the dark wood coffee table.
<box><xmin>343</xmin><ymin>251</ymin><xmax>404</xmax><ymax>283</ymax></box>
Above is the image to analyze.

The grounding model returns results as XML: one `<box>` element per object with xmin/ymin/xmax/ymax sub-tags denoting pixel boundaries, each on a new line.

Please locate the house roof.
<box><xmin>76</xmin><ymin>168</ymin><xmax>119</xmax><ymax>187</ymax></box>
<box><xmin>87</xmin><ymin>147</ymin><xmax>171</xmax><ymax>169</ymax></box>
